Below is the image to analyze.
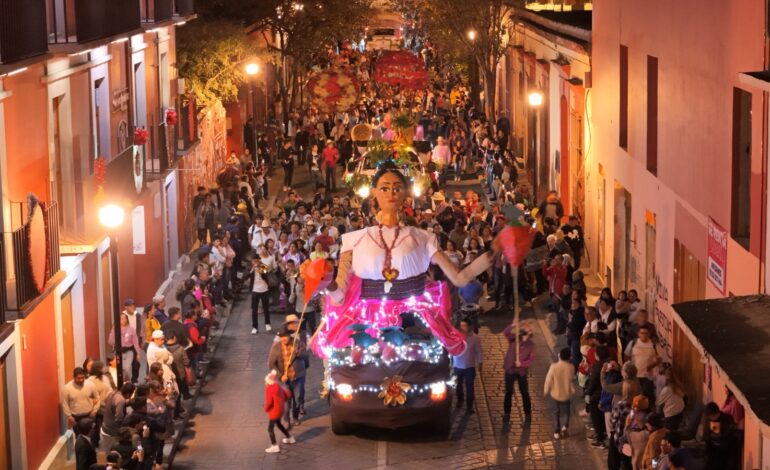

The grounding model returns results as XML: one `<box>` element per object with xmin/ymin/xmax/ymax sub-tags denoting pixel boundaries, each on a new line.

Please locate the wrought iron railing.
<box><xmin>0</xmin><ymin>0</ymin><xmax>48</xmax><ymax>64</ymax></box>
<box><xmin>6</xmin><ymin>201</ymin><xmax>60</xmax><ymax>311</ymax></box>
<box><xmin>141</xmin><ymin>0</ymin><xmax>172</xmax><ymax>23</ymax></box>
<box><xmin>174</xmin><ymin>0</ymin><xmax>193</xmax><ymax>16</ymax></box>
<box><xmin>146</xmin><ymin>121</ymin><xmax>179</xmax><ymax>173</ymax></box>
<box><xmin>177</xmin><ymin>99</ymin><xmax>199</xmax><ymax>151</ymax></box>
<box><xmin>47</xmin><ymin>0</ymin><xmax>140</xmax><ymax>45</ymax></box>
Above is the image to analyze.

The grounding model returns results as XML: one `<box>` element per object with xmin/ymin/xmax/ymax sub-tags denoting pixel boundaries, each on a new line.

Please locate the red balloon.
<box><xmin>499</xmin><ymin>226</ymin><xmax>535</xmax><ymax>267</ymax></box>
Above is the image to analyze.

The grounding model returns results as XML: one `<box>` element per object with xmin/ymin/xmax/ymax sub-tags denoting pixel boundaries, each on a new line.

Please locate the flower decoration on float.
<box><xmin>328</xmin><ymin>377</ymin><xmax>456</xmax><ymax>398</ymax></box>
<box><xmin>378</xmin><ymin>375</ymin><xmax>411</xmax><ymax>406</ymax></box>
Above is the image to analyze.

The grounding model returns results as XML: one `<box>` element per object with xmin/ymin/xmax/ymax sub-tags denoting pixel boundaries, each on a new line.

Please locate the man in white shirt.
<box><xmin>624</xmin><ymin>325</ymin><xmax>661</xmax><ymax>380</ymax></box>
<box><xmin>320</xmin><ymin>214</ymin><xmax>339</xmax><ymax>239</ymax></box>
<box><xmin>251</xmin><ymin>246</ymin><xmax>276</xmax><ymax>334</ymax></box>
<box><xmin>122</xmin><ymin>299</ymin><xmax>143</xmax><ymax>347</ymax></box>
<box><xmin>596</xmin><ymin>298</ymin><xmax>617</xmax><ymax>333</ymax></box>
<box><xmin>146</xmin><ymin>330</ymin><xmax>170</xmax><ymax>368</ymax></box>
<box><xmin>249</xmin><ymin>219</ymin><xmax>276</xmax><ymax>252</ymax></box>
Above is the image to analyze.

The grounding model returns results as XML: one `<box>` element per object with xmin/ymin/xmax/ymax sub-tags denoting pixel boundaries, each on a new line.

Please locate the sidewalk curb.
<box><xmin>166</xmin><ymin>298</ymin><xmax>235</xmax><ymax>468</ymax></box>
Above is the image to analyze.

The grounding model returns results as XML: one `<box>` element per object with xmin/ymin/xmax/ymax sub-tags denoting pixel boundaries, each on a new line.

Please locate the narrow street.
<box><xmin>170</xmin><ymin>166</ymin><xmax>603</xmax><ymax>469</ymax></box>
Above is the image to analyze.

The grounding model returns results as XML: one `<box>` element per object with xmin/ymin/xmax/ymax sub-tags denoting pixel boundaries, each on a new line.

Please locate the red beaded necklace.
<box><xmin>378</xmin><ymin>224</ymin><xmax>401</xmax><ymax>292</ymax></box>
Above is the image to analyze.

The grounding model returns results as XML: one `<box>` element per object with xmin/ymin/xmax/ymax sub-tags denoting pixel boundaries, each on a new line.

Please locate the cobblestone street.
<box><xmin>166</xmin><ymin>165</ymin><xmax>604</xmax><ymax>470</ymax></box>
<box><xmin>170</xmin><ymin>286</ymin><xmax>604</xmax><ymax>469</ymax></box>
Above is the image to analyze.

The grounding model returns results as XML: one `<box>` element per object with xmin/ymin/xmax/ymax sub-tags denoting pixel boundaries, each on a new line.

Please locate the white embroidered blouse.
<box><xmin>340</xmin><ymin>225</ymin><xmax>439</xmax><ymax>280</ymax></box>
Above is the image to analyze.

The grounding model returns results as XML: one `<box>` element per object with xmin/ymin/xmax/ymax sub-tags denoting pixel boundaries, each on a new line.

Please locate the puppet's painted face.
<box><xmin>374</xmin><ymin>172</ymin><xmax>406</xmax><ymax>213</ymax></box>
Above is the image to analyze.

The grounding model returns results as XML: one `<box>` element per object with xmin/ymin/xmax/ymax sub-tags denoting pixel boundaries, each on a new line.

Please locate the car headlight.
<box><xmin>336</xmin><ymin>383</ymin><xmax>354</xmax><ymax>401</ymax></box>
<box><xmin>430</xmin><ymin>382</ymin><xmax>447</xmax><ymax>401</ymax></box>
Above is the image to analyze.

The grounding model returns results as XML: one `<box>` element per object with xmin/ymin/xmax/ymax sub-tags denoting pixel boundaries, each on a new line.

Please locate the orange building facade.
<box><xmin>0</xmin><ymin>1</ymin><xmax>232</xmax><ymax>468</ymax></box>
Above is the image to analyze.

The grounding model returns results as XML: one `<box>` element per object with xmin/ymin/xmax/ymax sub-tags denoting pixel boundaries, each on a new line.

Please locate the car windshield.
<box><xmin>373</xmin><ymin>28</ymin><xmax>396</xmax><ymax>36</ymax></box>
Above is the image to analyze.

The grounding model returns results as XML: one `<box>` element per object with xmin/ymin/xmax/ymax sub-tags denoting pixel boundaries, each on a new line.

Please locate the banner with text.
<box><xmin>707</xmin><ymin>218</ymin><xmax>727</xmax><ymax>295</ymax></box>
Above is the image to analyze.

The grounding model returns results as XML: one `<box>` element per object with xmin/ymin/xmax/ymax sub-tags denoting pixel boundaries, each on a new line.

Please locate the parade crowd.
<box><xmin>61</xmin><ymin>38</ymin><xmax>741</xmax><ymax>470</ymax></box>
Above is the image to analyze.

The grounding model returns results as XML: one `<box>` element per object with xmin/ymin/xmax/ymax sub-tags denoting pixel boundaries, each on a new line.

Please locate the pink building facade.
<box><xmin>590</xmin><ymin>0</ymin><xmax>770</xmax><ymax>466</ymax></box>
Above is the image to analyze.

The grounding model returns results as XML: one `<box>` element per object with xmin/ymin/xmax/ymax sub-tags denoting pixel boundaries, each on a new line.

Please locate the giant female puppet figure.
<box><xmin>313</xmin><ymin>162</ymin><xmax>500</xmax><ymax>357</ymax></box>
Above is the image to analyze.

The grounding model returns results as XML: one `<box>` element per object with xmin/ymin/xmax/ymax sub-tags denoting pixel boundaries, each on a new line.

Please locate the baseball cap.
<box><xmin>151</xmin><ymin>330</ymin><xmax>165</xmax><ymax>340</ymax></box>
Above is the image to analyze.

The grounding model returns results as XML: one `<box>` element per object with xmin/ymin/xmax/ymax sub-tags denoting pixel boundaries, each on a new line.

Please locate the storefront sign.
<box><xmin>707</xmin><ymin>218</ymin><xmax>727</xmax><ymax>295</ymax></box>
<box><xmin>132</xmin><ymin>206</ymin><xmax>146</xmax><ymax>255</ymax></box>
<box><xmin>112</xmin><ymin>88</ymin><xmax>130</xmax><ymax>112</ymax></box>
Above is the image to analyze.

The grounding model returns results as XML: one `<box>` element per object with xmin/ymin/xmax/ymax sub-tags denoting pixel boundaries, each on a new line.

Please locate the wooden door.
<box><xmin>0</xmin><ymin>356</ymin><xmax>10</xmax><ymax>470</ymax></box>
<box><xmin>61</xmin><ymin>288</ymin><xmax>75</xmax><ymax>377</ymax></box>
<box><xmin>674</xmin><ymin>239</ymin><xmax>706</xmax><ymax>303</ymax></box>
<box><xmin>673</xmin><ymin>321</ymin><xmax>704</xmax><ymax>406</ymax></box>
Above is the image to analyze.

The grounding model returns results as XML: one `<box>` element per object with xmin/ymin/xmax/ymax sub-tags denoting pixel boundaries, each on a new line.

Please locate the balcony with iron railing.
<box><xmin>524</xmin><ymin>0</ymin><xmax>593</xmax><ymax>11</ymax></box>
<box><xmin>0</xmin><ymin>0</ymin><xmax>48</xmax><ymax>65</ymax></box>
<box><xmin>3</xmin><ymin>199</ymin><xmax>61</xmax><ymax>314</ymax></box>
<box><xmin>174</xmin><ymin>0</ymin><xmax>194</xmax><ymax>17</ymax></box>
<box><xmin>141</xmin><ymin>0</ymin><xmax>173</xmax><ymax>24</ymax></box>
<box><xmin>47</xmin><ymin>0</ymin><xmax>141</xmax><ymax>46</ymax></box>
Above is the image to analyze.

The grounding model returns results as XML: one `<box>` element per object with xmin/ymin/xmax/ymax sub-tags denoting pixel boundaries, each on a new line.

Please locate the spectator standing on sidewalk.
<box><xmin>100</xmin><ymin>382</ymin><xmax>135</xmax><ymax>452</ymax></box>
<box><xmin>145</xmin><ymin>330</ymin><xmax>167</xmax><ymax>369</ymax></box>
<box><xmin>87</xmin><ymin>361</ymin><xmax>112</xmax><ymax>448</ymax></box>
<box><xmin>451</xmin><ymin>318</ymin><xmax>483</xmax><ymax>413</ymax></box>
<box><xmin>544</xmin><ymin>347</ymin><xmax>575</xmax><ymax>439</ymax></box>
<box><xmin>560</xmin><ymin>215</ymin><xmax>584</xmax><ymax>269</ymax></box>
<box><xmin>502</xmin><ymin>322</ymin><xmax>535</xmax><ymax>423</ymax></box>
<box><xmin>586</xmin><ymin>345</ymin><xmax>610</xmax><ymax>448</ymax></box>
<box><xmin>624</xmin><ymin>325</ymin><xmax>661</xmax><ymax>404</ymax></box>
<box><xmin>62</xmin><ymin>367</ymin><xmax>100</xmax><ymax>433</ymax></box>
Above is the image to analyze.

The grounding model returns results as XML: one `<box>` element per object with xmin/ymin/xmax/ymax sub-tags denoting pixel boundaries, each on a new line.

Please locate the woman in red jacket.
<box><xmin>264</xmin><ymin>370</ymin><xmax>295</xmax><ymax>453</ymax></box>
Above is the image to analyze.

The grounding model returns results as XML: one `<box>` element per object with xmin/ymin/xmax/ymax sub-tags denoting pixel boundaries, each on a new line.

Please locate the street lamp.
<box><xmin>528</xmin><ymin>91</ymin><xmax>544</xmax><ymax>107</ymax></box>
<box><xmin>245</xmin><ymin>62</ymin><xmax>260</xmax><ymax>76</ymax></box>
<box><xmin>527</xmin><ymin>90</ymin><xmax>545</xmax><ymax>201</ymax></box>
<box><xmin>467</xmin><ymin>30</ymin><xmax>480</xmax><ymax>113</ymax></box>
<box><xmin>99</xmin><ymin>204</ymin><xmax>126</xmax><ymax>386</ymax></box>
<box><xmin>245</xmin><ymin>62</ymin><xmax>262</xmax><ymax>157</ymax></box>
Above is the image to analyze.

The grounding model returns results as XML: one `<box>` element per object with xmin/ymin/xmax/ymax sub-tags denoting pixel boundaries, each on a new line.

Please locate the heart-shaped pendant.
<box><xmin>382</xmin><ymin>268</ymin><xmax>399</xmax><ymax>282</ymax></box>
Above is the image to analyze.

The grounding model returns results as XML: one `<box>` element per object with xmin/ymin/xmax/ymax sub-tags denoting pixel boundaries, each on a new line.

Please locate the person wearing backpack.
<box><xmin>624</xmin><ymin>325</ymin><xmax>661</xmax><ymax>407</ymax></box>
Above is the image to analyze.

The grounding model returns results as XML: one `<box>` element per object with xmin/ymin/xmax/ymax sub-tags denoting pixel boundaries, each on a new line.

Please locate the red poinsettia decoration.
<box><xmin>374</xmin><ymin>51</ymin><xmax>429</xmax><ymax>90</ymax></box>
<box><xmin>165</xmin><ymin>108</ymin><xmax>178</xmax><ymax>126</ymax></box>
<box><xmin>134</xmin><ymin>127</ymin><xmax>149</xmax><ymax>145</ymax></box>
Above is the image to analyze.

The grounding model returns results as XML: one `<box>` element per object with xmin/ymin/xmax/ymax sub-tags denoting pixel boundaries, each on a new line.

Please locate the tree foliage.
<box><xmin>177</xmin><ymin>19</ymin><xmax>263</xmax><ymax>107</ymax></box>
<box><xmin>249</xmin><ymin>0</ymin><xmax>374</xmax><ymax>126</ymax></box>
<box><xmin>392</xmin><ymin>0</ymin><xmax>515</xmax><ymax>121</ymax></box>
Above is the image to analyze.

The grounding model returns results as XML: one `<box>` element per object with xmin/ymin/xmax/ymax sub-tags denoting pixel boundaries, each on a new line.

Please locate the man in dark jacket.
<box><xmin>561</xmin><ymin>215</ymin><xmax>585</xmax><ymax>269</ymax></box>
<box><xmin>75</xmin><ymin>419</ymin><xmax>97</xmax><ymax>470</ymax></box>
<box><xmin>101</xmin><ymin>382</ymin><xmax>135</xmax><ymax>451</ymax></box>
<box><xmin>704</xmin><ymin>401</ymin><xmax>738</xmax><ymax>470</ymax></box>
<box><xmin>161</xmin><ymin>307</ymin><xmax>189</xmax><ymax>348</ymax></box>
<box><xmin>585</xmin><ymin>345</ymin><xmax>610</xmax><ymax>447</ymax></box>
